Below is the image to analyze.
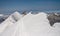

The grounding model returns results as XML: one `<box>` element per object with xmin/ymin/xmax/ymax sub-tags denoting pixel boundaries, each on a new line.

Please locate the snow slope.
<box><xmin>0</xmin><ymin>12</ymin><xmax>60</xmax><ymax>36</ymax></box>
<box><xmin>0</xmin><ymin>11</ymin><xmax>22</xmax><ymax>33</ymax></box>
<box><xmin>16</xmin><ymin>12</ymin><xmax>51</xmax><ymax>36</ymax></box>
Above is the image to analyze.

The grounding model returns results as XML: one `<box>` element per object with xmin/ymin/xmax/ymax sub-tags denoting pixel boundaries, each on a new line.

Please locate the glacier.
<box><xmin>0</xmin><ymin>11</ymin><xmax>60</xmax><ymax>36</ymax></box>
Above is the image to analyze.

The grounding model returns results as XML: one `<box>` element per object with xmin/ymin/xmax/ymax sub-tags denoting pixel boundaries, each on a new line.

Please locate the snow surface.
<box><xmin>0</xmin><ymin>12</ymin><xmax>60</xmax><ymax>36</ymax></box>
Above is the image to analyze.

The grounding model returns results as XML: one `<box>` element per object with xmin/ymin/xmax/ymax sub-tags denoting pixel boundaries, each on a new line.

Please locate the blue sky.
<box><xmin>0</xmin><ymin>0</ymin><xmax>60</xmax><ymax>14</ymax></box>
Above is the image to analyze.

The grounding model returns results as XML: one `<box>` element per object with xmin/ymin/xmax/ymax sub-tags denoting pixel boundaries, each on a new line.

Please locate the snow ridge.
<box><xmin>0</xmin><ymin>11</ymin><xmax>22</xmax><ymax>33</ymax></box>
<box><xmin>0</xmin><ymin>12</ymin><xmax>60</xmax><ymax>36</ymax></box>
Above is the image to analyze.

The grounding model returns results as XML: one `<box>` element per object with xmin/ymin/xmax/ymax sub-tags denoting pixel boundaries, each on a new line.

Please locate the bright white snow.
<box><xmin>0</xmin><ymin>12</ymin><xmax>60</xmax><ymax>36</ymax></box>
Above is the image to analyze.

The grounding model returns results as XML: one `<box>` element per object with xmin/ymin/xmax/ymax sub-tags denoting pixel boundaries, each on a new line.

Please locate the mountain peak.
<box><xmin>13</xmin><ymin>11</ymin><xmax>20</xmax><ymax>15</ymax></box>
<box><xmin>11</xmin><ymin>11</ymin><xmax>22</xmax><ymax>21</ymax></box>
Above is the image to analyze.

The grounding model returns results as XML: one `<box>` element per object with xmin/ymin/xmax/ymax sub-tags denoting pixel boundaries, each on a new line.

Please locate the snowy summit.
<box><xmin>0</xmin><ymin>12</ymin><xmax>60</xmax><ymax>36</ymax></box>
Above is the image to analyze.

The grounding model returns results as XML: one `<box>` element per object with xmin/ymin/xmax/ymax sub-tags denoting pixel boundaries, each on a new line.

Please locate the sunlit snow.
<box><xmin>0</xmin><ymin>11</ymin><xmax>60</xmax><ymax>36</ymax></box>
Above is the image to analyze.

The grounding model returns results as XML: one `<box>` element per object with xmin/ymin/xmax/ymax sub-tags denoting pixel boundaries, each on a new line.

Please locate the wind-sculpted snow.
<box><xmin>0</xmin><ymin>12</ymin><xmax>60</xmax><ymax>36</ymax></box>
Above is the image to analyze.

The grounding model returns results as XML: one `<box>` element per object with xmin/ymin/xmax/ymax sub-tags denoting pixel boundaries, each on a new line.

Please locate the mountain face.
<box><xmin>11</xmin><ymin>11</ymin><xmax>22</xmax><ymax>21</ymax></box>
<box><xmin>0</xmin><ymin>12</ymin><xmax>60</xmax><ymax>36</ymax></box>
<box><xmin>0</xmin><ymin>11</ymin><xmax>22</xmax><ymax>33</ymax></box>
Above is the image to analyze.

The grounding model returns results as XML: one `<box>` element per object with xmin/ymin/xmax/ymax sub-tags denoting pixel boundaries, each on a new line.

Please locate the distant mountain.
<box><xmin>0</xmin><ymin>14</ymin><xmax>4</xmax><ymax>16</ymax></box>
<box><xmin>0</xmin><ymin>14</ymin><xmax>9</xmax><ymax>23</ymax></box>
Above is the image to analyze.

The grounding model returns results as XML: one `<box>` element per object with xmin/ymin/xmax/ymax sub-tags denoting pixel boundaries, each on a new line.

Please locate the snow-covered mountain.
<box><xmin>0</xmin><ymin>14</ymin><xmax>4</xmax><ymax>16</ymax></box>
<box><xmin>0</xmin><ymin>11</ymin><xmax>22</xmax><ymax>33</ymax></box>
<box><xmin>0</xmin><ymin>12</ymin><xmax>60</xmax><ymax>36</ymax></box>
<box><xmin>0</xmin><ymin>14</ymin><xmax>9</xmax><ymax>23</ymax></box>
<box><xmin>11</xmin><ymin>11</ymin><xmax>23</xmax><ymax>21</ymax></box>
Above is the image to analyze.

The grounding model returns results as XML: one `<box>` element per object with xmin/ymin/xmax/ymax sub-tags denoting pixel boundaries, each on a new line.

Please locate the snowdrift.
<box><xmin>0</xmin><ymin>12</ymin><xmax>60</xmax><ymax>36</ymax></box>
